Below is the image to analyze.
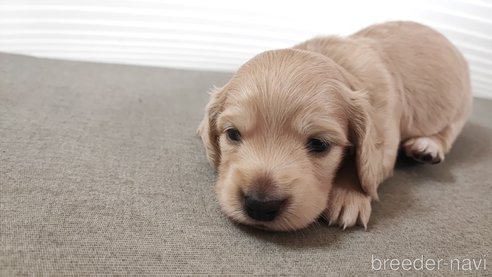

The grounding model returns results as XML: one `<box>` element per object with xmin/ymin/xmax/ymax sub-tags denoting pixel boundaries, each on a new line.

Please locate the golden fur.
<box><xmin>198</xmin><ymin>21</ymin><xmax>472</xmax><ymax>231</ymax></box>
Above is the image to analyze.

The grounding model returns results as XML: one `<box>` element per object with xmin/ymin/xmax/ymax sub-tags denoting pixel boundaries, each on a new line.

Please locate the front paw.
<box><xmin>323</xmin><ymin>185</ymin><xmax>372</xmax><ymax>230</ymax></box>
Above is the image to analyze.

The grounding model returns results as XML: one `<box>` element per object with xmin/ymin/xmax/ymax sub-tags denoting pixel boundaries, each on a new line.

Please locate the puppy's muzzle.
<box><xmin>243</xmin><ymin>195</ymin><xmax>287</xmax><ymax>222</ymax></box>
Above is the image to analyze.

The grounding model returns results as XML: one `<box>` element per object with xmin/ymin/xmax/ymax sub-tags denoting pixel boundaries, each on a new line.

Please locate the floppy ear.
<box><xmin>344</xmin><ymin>89</ymin><xmax>385</xmax><ymax>200</ymax></box>
<box><xmin>197</xmin><ymin>86</ymin><xmax>227</xmax><ymax>169</ymax></box>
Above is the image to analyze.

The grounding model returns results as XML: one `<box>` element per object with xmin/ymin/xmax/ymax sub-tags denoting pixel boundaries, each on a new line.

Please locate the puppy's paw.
<box><xmin>403</xmin><ymin>137</ymin><xmax>444</xmax><ymax>164</ymax></box>
<box><xmin>323</xmin><ymin>185</ymin><xmax>372</xmax><ymax>230</ymax></box>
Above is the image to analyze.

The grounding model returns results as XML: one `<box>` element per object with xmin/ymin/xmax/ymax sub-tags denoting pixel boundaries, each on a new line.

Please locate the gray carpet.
<box><xmin>0</xmin><ymin>53</ymin><xmax>490</xmax><ymax>276</ymax></box>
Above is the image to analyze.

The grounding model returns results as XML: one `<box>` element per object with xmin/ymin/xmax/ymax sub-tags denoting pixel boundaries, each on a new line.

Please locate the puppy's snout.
<box><xmin>244</xmin><ymin>196</ymin><xmax>286</xmax><ymax>222</ymax></box>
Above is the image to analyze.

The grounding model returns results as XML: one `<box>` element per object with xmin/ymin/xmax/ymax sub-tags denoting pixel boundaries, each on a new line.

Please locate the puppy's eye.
<box><xmin>226</xmin><ymin>128</ymin><xmax>241</xmax><ymax>142</ymax></box>
<box><xmin>306</xmin><ymin>138</ymin><xmax>330</xmax><ymax>154</ymax></box>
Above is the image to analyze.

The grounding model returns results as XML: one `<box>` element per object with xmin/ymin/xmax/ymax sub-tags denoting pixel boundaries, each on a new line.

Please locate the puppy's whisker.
<box><xmin>283</xmin><ymin>215</ymin><xmax>309</xmax><ymax>237</ymax></box>
<box><xmin>225</xmin><ymin>209</ymin><xmax>245</xmax><ymax>221</ymax></box>
<box><xmin>283</xmin><ymin>210</ymin><xmax>308</xmax><ymax>232</ymax></box>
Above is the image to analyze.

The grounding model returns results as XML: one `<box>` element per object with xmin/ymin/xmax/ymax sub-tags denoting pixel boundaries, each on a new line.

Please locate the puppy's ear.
<box><xmin>344</xmin><ymin>89</ymin><xmax>384</xmax><ymax>200</ymax></box>
<box><xmin>197</xmin><ymin>86</ymin><xmax>227</xmax><ymax>169</ymax></box>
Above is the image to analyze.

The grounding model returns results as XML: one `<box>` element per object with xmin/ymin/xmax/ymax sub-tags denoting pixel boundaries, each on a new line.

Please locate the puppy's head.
<box><xmin>198</xmin><ymin>49</ymin><xmax>382</xmax><ymax>231</ymax></box>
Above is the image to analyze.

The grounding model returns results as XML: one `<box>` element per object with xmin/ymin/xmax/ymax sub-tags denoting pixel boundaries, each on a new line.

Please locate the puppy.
<box><xmin>198</xmin><ymin>21</ymin><xmax>472</xmax><ymax>231</ymax></box>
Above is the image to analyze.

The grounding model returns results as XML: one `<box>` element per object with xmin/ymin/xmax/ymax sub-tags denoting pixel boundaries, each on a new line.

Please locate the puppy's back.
<box><xmin>352</xmin><ymin>21</ymin><xmax>472</xmax><ymax>135</ymax></box>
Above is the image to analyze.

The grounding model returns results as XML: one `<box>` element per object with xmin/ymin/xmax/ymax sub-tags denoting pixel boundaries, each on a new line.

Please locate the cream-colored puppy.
<box><xmin>198</xmin><ymin>21</ymin><xmax>472</xmax><ymax>231</ymax></box>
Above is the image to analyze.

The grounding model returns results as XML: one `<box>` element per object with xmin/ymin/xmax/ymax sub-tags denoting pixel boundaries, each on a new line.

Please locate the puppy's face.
<box><xmin>200</xmin><ymin>49</ymin><xmax>355</xmax><ymax>231</ymax></box>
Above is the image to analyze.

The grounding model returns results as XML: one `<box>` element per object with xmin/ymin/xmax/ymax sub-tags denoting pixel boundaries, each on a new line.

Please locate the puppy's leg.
<box><xmin>403</xmin><ymin>118</ymin><xmax>467</xmax><ymax>164</ymax></box>
<box><xmin>324</xmin><ymin>157</ymin><xmax>372</xmax><ymax>230</ymax></box>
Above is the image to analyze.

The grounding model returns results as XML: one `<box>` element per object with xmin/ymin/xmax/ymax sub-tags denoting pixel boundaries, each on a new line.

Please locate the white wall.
<box><xmin>0</xmin><ymin>0</ymin><xmax>491</xmax><ymax>98</ymax></box>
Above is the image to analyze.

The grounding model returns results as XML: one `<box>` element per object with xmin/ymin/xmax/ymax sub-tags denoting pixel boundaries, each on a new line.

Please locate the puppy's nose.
<box><xmin>244</xmin><ymin>196</ymin><xmax>285</xmax><ymax>222</ymax></box>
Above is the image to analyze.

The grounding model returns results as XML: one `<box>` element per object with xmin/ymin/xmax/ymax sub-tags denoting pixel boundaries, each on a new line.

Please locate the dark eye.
<box><xmin>306</xmin><ymin>138</ymin><xmax>330</xmax><ymax>154</ymax></box>
<box><xmin>226</xmin><ymin>128</ymin><xmax>241</xmax><ymax>142</ymax></box>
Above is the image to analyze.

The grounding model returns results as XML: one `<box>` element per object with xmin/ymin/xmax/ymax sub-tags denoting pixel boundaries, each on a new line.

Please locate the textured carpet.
<box><xmin>1</xmin><ymin>53</ymin><xmax>491</xmax><ymax>276</ymax></box>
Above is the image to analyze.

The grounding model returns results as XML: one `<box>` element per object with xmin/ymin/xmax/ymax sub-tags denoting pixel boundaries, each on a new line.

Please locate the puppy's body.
<box><xmin>199</xmin><ymin>21</ymin><xmax>472</xmax><ymax>231</ymax></box>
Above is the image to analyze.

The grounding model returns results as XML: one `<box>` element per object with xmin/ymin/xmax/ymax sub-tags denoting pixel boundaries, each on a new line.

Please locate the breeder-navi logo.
<box><xmin>371</xmin><ymin>255</ymin><xmax>487</xmax><ymax>272</ymax></box>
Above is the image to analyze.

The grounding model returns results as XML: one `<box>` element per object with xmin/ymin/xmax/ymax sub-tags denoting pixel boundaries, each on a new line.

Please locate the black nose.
<box><xmin>244</xmin><ymin>196</ymin><xmax>285</xmax><ymax>222</ymax></box>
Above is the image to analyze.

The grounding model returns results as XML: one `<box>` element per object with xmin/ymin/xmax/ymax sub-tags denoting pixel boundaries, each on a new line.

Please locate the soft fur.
<box><xmin>198</xmin><ymin>21</ymin><xmax>472</xmax><ymax>231</ymax></box>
